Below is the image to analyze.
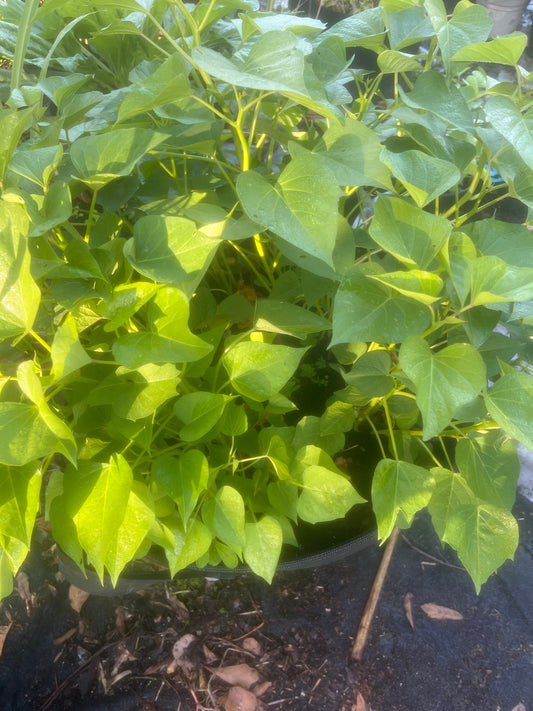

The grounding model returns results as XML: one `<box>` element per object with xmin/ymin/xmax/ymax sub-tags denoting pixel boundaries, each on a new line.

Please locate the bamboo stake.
<box><xmin>351</xmin><ymin>526</ymin><xmax>401</xmax><ymax>661</ymax></box>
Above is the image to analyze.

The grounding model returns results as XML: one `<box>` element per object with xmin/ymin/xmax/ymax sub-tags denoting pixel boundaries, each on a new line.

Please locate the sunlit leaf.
<box><xmin>399</xmin><ymin>336</ymin><xmax>486</xmax><ymax>439</ymax></box>
<box><xmin>223</xmin><ymin>341</ymin><xmax>307</xmax><ymax>402</ymax></box>
<box><xmin>243</xmin><ymin>515</ymin><xmax>283</xmax><ymax>583</ymax></box>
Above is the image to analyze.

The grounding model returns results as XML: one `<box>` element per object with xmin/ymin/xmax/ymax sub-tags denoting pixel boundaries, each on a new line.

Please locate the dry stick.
<box><xmin>351</xmin><ymin>526</ymin><xmax>401</xmax><ymax>662</ymax></box>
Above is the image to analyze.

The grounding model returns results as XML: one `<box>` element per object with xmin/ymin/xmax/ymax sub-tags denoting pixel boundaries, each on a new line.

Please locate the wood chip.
<box><xmin>421</xmin><ymin>603</ymin><xmax>464</xmax><ymax>621</ymax></box>
<box><xmin>208</xmin><ymin>663</ymin><xmax>261</xmax><ymax>689</ymax></box>
<box><xmin>355</xmin><ymin>691</ymin><xmax>372</xmax><ymax>711</ymax></box>
<box><xmin>16</xmin><ymin>572</ymin><xmax>31</xmax><ymax>605</ymax></box>
<box><xmin>223</xmin><ymin>686</ymin><xmax>259</xmax><ymax>711</ymax></box>
<box><xmin>53</xmin><ymin>627</ymin><xmax>77</xmax><ymax>646</ymax></box>
<box><xmin>403</xmin><ymin>592</ymin><xmax>415</xmax><ymax>630</ymax></box>
<box><xmin>115</xmin><ymin>605</ymin><xmax>127</xmax><ymax>635</ymax></box>
<box><xmin>0</xmin><ymin>622</ymin><xmax>13</xmax><ymax>656</ymax></box>
<box><xmin>69</xmin><ymin>585</ymin><xmax>90</xmax><ymax>613</ymax></box>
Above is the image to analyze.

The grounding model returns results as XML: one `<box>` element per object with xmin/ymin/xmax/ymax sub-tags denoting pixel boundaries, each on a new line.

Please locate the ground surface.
<box><xmin>0</xmin><ymin>496</ymin><xmax>532</xmax><ymax>711</ymax></box>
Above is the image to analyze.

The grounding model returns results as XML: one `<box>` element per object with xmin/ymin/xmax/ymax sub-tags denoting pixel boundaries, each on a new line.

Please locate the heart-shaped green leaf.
<box><xmin>70</xmin><ymin>128</ymin><xmax>167</xmax><ymax>189</ymax></box>
<box><xmin>372</xmin><ymin>458</ymin><xmax>435</xmax><ymax>540</ymax></box>
<box><xmin>153</xmin><ymin>450</ymin><xmax>210</xmax><ymax>527</ymax></box>
<box><xmin>297</xmin><ymin>464</ymin><xmax>365</xmax><ymax>523</ymax></box>
<box><xmin>381</xmin><ymin>148</ymin><xmax>460</xmax><ymax>206</ymax></box>
<box><xmin>223</xmin><ymin>341</ymin><xmax>307</xmax><ymax>402</ymax></box>
<box><xmin>65</xmin><ymin>455</ymin><xmax>133</xmax><ymax>582</ymax></box>
<box><xmin>173</xmin><ymin>392</ymin><xmax>230</xmax><ymax>442</ymax></box>
<box><xmin>105</xmin><ymin>482</ymin><xmax>155</xmax><ymax>585</ymax></box>
<box><xmin>237</xmin><ymin>154</ymin><xmax>340</xmax><ymax>268</ymax></box>
<box><xmin>486</xmin><ymin>371</ymin><xmax>533</xmax><ymax>451</ymax></box>
<box><xmin>369</xmin><ymin>195</ymin><xmax>451</xmax><ymax>268</ymax></box>
<box><xmin>331</xmin><ymin>264</ymin><xmax>432</xmax><ymax>346</ymax></box>
<box><xmin>399</xmin><ymin>336</ymin><xmax>486</xmax><ymax>439</ymax></box>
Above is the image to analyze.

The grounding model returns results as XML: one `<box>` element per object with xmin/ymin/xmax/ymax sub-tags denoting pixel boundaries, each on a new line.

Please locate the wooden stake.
<box><xmin>351</xmin><ymin>526</ymin><xmax>401</xmax><ymax>661</ymax></box>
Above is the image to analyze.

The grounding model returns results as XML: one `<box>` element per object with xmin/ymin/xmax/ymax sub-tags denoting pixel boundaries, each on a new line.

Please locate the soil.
<box><xmin>1</xmin><ymin>496</ymin><xmax>532</xmax><ymax>711</ymax></box>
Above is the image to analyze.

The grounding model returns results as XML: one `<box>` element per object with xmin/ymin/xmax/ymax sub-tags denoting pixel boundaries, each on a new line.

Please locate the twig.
<box><xmin>351</xmin><ymin>526</ymin><xmax>401</xmax><ymax>662</ymax></box>
<box><xmin>40</xmin><ymin>637</ymin><xmax>133</xmax><ymax>711</ymax></box>
<box><xmin>400</xmin><ymin>533</ymin><xmax>466</xmax><ymax>572</ymax></box>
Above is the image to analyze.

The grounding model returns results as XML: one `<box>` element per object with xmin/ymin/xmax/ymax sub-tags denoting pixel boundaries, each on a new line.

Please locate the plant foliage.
<box><xmin>0</xmin><ymin>0</ymin><xmax>532</xmax><ymax>595</ymax></box>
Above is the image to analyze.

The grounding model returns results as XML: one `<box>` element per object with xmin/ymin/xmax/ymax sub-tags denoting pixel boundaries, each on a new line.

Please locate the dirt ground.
<box><xmin>1</xmin><ymin>495</ymin><xmax>532</xmax><ymax>711</ymax></box>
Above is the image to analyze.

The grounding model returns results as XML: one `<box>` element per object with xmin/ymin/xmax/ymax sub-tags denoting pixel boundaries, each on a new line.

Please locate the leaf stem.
<box><xmin>30</xmin><ymin>330</ymin><xmax>51</xmax><ymax>354</ymax></box>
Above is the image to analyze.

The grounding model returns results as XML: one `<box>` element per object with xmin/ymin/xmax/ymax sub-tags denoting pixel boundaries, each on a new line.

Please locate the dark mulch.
<box><xmin>1</xmin><ymin>496</ymin><xmax>532</xmax><ymax>711</ymax></box>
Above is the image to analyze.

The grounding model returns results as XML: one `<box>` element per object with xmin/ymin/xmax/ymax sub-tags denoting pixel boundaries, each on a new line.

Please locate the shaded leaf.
<box><xmin>0</xmin><ymin>201</ymin><xmax>40</xmax><ymax>339</ymax></box>
<box><xmin>152</xmin><ymin>451</ymin><xmax>209</xmax><ymax>527</ymax></box>
<box><xmin>486</xmin><ymin>371</ymin><xmax>533</xmax><ymax>451</ymax></box>
<box><xmin>372</xmin><ymin>458</ymin><xmax>435</xmax><ymax>540</ymax></box>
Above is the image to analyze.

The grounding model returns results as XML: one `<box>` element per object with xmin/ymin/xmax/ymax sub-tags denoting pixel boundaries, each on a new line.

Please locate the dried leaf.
<box><xmin>252</xmin><ymin>680</ymin><xmax>271</xmax><ymax>698</ymax></box>
<box><xmin>209</xmin><ymin>663</ymin><xmax>261</xmax><ymax>689</ymax></box>
<box><xmin>172</xmin><ymin>633</ymin><xmax>202</xmax><ymax>676</ymax></box>
<box><xmin>403</xmin><ymin>592</ymin><xmax>415</xmax><ymax>630</ymax></box>
<box><xmin>355</xmin><ymin>691</ymin><xmax>372</xmax><ymax>711</ymax></box>
<box><xmin>242</xmin><ymin>637</ymin><xmax>262</xmax><ymax>656</ymax></box>
<box><xmin>224</xmin><ymin>686</ymin><xmax>259</xmax><ymax>711</ymax></box>
<box><xmin>0</xmin><ymin>622</ymin><xmax>13</xmax><ymax>656</ymax></box>
<box><xmin>110</xmin><ymin>669</ymin><xmax>132</xmax><ymax>687</ymax></box>
<box><xmin>16</xmin><ymin>572</ymin><xmax>31</xmax><ymax>603</ymax></box>
<box><xmin>69</xmin><ymin>585</ymin><xmax>90</xmax><ymax>613</ymax></box>
<box><xmin>421</xmin><ymin>603</ymin><xmax>464</xmax><ymax>621</ymax></box>
<box><xmin>53</xmin><ymin>627</ymin><xmax>77</xmax><ymax>646</ymax></box>
<box><xmin>203</xmin><ymin>643</ymin><xmax>218</xmax><ymax>664</ymax></box>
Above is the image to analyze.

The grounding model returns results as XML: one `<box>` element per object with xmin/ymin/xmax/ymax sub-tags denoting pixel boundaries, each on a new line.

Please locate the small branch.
<box><xmin>351</xmin><ymin>526</ymin><xmax>401</xmax><ymax>662</ymax></box>
<box><xmin>400</xmin><ymin>533</ymin><xmax>466</xmax><ymax>572</ymax></box>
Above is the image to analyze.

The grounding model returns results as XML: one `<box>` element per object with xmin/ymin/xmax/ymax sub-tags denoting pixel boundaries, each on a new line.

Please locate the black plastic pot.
<box><xmin>58</xmin><ymin>529</ymin><xmax>378</xmax><ymax>596</ymax></box>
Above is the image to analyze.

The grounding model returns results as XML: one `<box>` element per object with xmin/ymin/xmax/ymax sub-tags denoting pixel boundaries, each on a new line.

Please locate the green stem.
<box><xmin>11</xmin><ymin>0</ymin><xmax>41</xmax><ymax>92</ymax></box>
<box><xmin>366</xmin><ymin>415</ymin><xmax>387</xmax><ymax>460</ymax></box>
<box><xmin>438</xmin><ymin>436</ymin><xmax>454</xmax><ymax>470</ymax></box>
<box><xmin>383</xmin><ymin>398</ymin><xmax>399</xmax><ymax>460</ymax></box>
<box><xmin>30</xmin><ymin>330</ymin><xmax>51</xmax><ymax>354</ymax></box>
<box><xmin>84</xmin><ymin>190</ymin><xmax>98</xmax><ymax>243</ymax></box>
